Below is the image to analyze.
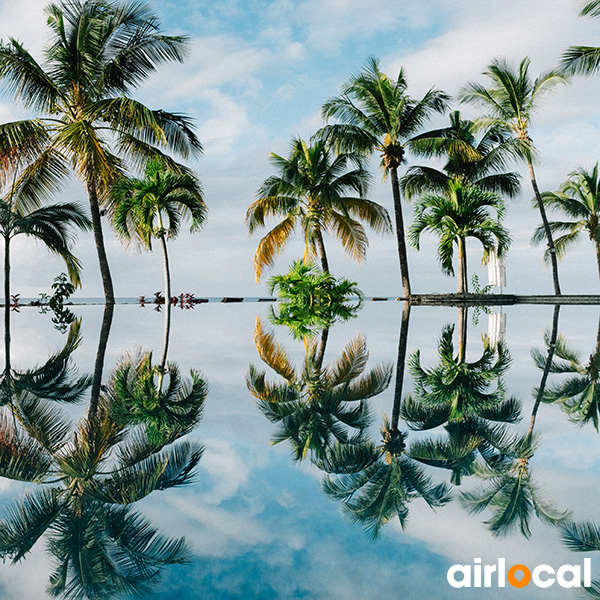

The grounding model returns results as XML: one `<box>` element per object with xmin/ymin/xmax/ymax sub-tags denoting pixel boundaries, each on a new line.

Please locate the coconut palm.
<box><xmin>408</xmin><ymin>180</ymin><xmax>510</xmax><ymax>293</ymax></box>
<box><xmin>0</xmin><ymin>400</ymin><xmax>202</xmax><ymax>597</ymax></box>
<box><xmin>533</xmin><ymin>165</ymin><xmax>600</xmax><ymax>281</ymax></box>
<box><xmin>0</xmin><ymin>0</ymin><xmax>202</xmax><ymax>304</ymax></box>
<box><xmin>461</xmin><ymin>57</ymin><xmax>567</xmax><ymax>295</ymax></box>
<box><xmin>111</xmin><ymin>157</ymin><xmax>206</xmax><ymax>371</ymax></box>
<box><xmin>247</xmin><ymin>319</ymin><xmax>391</xmax><ymax>460</ymax></box>
<box><xmin>320</xmin><ymin>56</ymin><xmax>451</xmax><ymax>298</ymax></box>
<box><xmin>562</xmin><ymin>1</ymin><xmax>600</xmax><ymax>75</ymax></box>
<box><xmin>401</xmin><ymin>110</ymin><xmax>521</xmax><ymax>200</ymax></box>
<box><xmin>246</xmin><ymin>138</ymin><xmax>390</xmax><ymax>280</ymax></box>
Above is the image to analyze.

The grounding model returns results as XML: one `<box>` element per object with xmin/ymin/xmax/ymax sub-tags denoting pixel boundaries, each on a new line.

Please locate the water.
<box><xmin>0</xmin><ymin>301</ymin><xmax>598</xmax><ymax>599</ymax></box>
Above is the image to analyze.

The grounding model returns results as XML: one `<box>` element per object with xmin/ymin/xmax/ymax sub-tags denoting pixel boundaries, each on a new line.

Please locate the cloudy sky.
<box><xmin>1</xmin><ymin>0</ymin><xmax>600</xmax><ymax>299</ymax></box>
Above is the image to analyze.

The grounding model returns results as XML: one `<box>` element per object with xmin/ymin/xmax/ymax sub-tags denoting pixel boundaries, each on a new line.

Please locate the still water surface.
<box><xmin>0</xmin><ymin>301</ymin><xmax>598</xmax><ymax>599</ymax></box>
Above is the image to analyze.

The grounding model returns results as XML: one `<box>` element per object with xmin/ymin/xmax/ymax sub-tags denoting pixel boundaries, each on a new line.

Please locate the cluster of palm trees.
<box><xmin>0</xmin><ymin>0</ymin><xmax>206</xmax><ymax>309</ymax></box>
<box><xmin>248</xmin><ymin>2</ymin><xmax>600</xmax><ymax>296</ymax></box>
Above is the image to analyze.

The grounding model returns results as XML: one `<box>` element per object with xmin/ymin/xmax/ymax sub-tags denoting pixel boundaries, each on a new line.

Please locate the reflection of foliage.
<box><xmin>38</xmin><ymin>273</ymin><xmax>76</xmax><ymax>333</ymax></box>
<box><xmin>0</xmin><ymin>402</ymin><xmax>202</xmax><ymax>598</ymax></box>
<box><xmin>533</xmin><ymin>331</ymin><xmax>600</xmax><ymax>430</ymax></box>
<box><xmin>401</xmin><ymin>323</ymin><xmax>520</xmax><ymax>485</ymax></box>
<box><xmin>0</xmin><ymin>320</ymin><xmax>90</xmax><ymax>407</ymax></box>
<box><xmin>470</xmin><ymin>274</ymin><xmax>492</xmax><ymax>325</ymax></box>
<box><xmin>268</xmin><ymin>261</ymin><xmax>363</xmax><ymax>338</ymax></box>
<box><xmin>408</xmin><ymin>325</ymin><xmax>514</xmax><ymax>423</ymax></box>
<box><xmin>316</xmin><ymin>416</ymin><xmax>452</xmax><ymax>539</ymax></box>
<box><xmin>562</xmin><ymin>521</ymin><xmax>600</xmax><ymax>598</ymax></box>
<box><xmin>247</xmin><ymin>319</ymin><xmax>391</xmax><ymax>460</ymax></box>
<box><xmin>107</xmin><ymin>350</ymin><xmax>208</xmax><ymax>447</ymax></box>
<box><xmin>460</xmin><ymin>435</ymin><xmax>569</xmax><ymax>538</ymax></box>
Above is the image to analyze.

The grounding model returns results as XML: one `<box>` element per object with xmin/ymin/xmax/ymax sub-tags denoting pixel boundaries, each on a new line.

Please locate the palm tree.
<box><xmin>111</xmin><ymin>157</ymin><xmax>206</xmax><ymax>371</ymax></box>
<box><xmin>408</xmin><ymin>180</ymin><xmax>510</xmax><ymax>293</ymax></box>
<box><xmin>460</xmin><ymin>57</ymin><xmax>567</xmax><ymax>295</ymax></box>
<box><xmin>247</xmin><ymin>319</ymin><xmax>391</xmax><ymax>460</ymax></box>
<box><xmin>533</xmin><ymin>165</ymin><xmax>600</xmax><ymax>281</ymax></box>
<box><xmin>0</xmin><ymin>0</ymin><xmax>202</xmax><ymax>304</ymax></box>
<box><xmin>562</xmin><ymin>1</ymin><xmax>600</xmax><ymax>75</ymax></box>
<box><xmin>0</xmin><ymin>183</ymin><xmax>90</xmax><ymax>372</ymax></box>
<box><xmin>320</xmin><ymin>56</ymin><xmax>452</xmax><ymax>298</ymax></box>
<box><xmin>401</xmin><ymin>110</ymin><xmax>521</xmax><ymax>200</ymax></box>
<box><xmin>562</xmin><ymin>521</ymin><xmax>600</xmax><ymax>597</ymax></box>
<box><xmin>246</xmin><ymin>138</ymin><xmax>390</xmax><ymax>280</ymax></box>
<box><xmin>0</xmin><ymin>401</ymin><xmax>202</xmax><ymax>596</ymax></box>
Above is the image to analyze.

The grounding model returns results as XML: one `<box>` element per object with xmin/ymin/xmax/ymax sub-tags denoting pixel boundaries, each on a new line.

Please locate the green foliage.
<box><xmin>38</xmin><ymin>273</ymin><xmax>76</xmax><ymax>333</ymax></box>
<box><xmin>267</xmin><ymin>261</ymin><xmax>363</xmax><ymax>338</ymax></box>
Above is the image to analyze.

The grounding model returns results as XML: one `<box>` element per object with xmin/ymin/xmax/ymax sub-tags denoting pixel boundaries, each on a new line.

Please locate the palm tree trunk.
<box><xmin>88</xmin><ymin>301</ymin><xmax>114</xmax><ymax>419</ymax></box>
<box><xmin>4</xmin><ymin>232</ymin><xmax>10</xmax><ymax>373</ymax></box>
<box><xmin>158</xmin><ymin>218</ymin><xmax>171</xmax><ymax>378</ymax></box>
<box><xmin>595</xmin><ymin>241</ymin><xmax>600</xmax><ymax>283</ymax></box>
<box><xmin>86</xmin><ymin>177</ymin><xmax>115</xmax><ymax>305</ymax></box>
<box><xmin>391</xmin><ymin>301</ymin><xmax>411</xmax><ymax>430</ymax></box>
<box><xmin>527</xmin><ymin>304</ymin><xmax>561</xmax><ymax>438</ymax></box>
<box><xmin>315</xmin><ymin>229</ymin><xmax>329</xmax><ymax>274</ymax></box>
<box><xmin>528</xmin><ymin>161</ymin><xmax>561</xmax><ymax>295</ymax></box>
<box><xmin>457</xmin><ymin>237</ymin><xmax>467</xmax><ymax>293</ymax></box>
<box><xmin>390</xmin><ymin>167</ymin><xmax>411</xmax><ymax>299</ymax></box>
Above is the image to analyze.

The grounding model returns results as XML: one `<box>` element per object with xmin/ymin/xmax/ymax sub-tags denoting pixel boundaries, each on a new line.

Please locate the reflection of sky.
<box><xmin>0</xmin><ymin>302</ymin><xmax>599</xmax><ymax>599</ymax></box>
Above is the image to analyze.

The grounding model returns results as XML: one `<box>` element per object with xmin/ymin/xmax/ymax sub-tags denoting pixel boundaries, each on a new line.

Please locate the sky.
<box><xmin>1</xmin><ymin>0</ymin><xmax>600</xmax><ymax>299</ymax></box>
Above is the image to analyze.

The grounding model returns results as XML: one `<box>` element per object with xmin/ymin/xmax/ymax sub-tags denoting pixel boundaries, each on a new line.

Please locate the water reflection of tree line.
<box><xmin>0</xmin><ymin>282</ymin><xmax>207</xmax><ymax>598</ymax></box>
<box><xmin>249</xmin><ymin>300</ymin><xmax>589</xmax><ymax>544</ymax></box>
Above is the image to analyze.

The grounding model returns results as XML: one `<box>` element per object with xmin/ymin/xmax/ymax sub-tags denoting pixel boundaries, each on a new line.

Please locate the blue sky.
<box><xmin>1</xmin><ymin>0</ymin><xmax>600</xmax><ymax>298</ymax></box>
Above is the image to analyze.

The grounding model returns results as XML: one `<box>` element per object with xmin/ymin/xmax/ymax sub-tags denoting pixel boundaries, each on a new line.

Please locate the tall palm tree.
<box><xmin>408</xmin><ymin>180</ymin><xmax>510</xmax><ymax>293</ymax></box>
<box><xmin>401</xmin><ymin>110</ymin><xmax>521</xmax><ymax>200</ymax></box>
<box><xmin>246</xmin><ymin>138</ymin><xmax>390</xmax><ymax>280</ymax></box>
<box><xmin>0</xmin><ymin>0</ymin><xmax>202</xmax><ymax>304</ymax></box>
<box><xmin>533</xmin><ymin>165</ymin><xmax>600</xmax><ymax>281</ymax></box>
<box><xmin>562</xmin><ymin>1</ymin><xmax>600</xmax><ymax>75</ymax></box>
<box><xmin>461</xmin><ymin>57</ymin><xmax>567</xmax><ymax>295</ymax></box>
<box><xmin>111</xmin><ymin>157</ymin><xmax>206</xmax><ymax>371</ymax></box>
<box><xmin>320</xmin><ymin>56</ymin><xmax>451</xmax><ymax>298</ymax></box>
<box><xmin>247</xmin><ymin>319</ymin><xmax>391</xmax><ymax>460</ymax></box>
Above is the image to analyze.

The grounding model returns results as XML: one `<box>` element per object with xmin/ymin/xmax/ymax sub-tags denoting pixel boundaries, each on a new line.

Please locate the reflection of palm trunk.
<box><xmin>316</xmin><ymin>327</ymin><xmax>329</xmax><ymax>371</ymax></box>
<box><xmin>391</xmin><ymin>302</ymin><xmax>411</xmax><ymax>430</ymax></box>
<box><xmin>4</xmin><ymin>232</ymin><xmax>10</xmax><ymax>374</ymax></box>
<box><xmin>457</xmin><ymin>306</ymin><xmax>467</xmax><ymax>364</ymax></box>
<box><xmin>528</xmin><ymin>305</ymin><xmax>561</xmax><ymax>438</ymax></box>
<box><xmin>88</xmin><ymin>302</ymin><xmax>114</xmax><ymax>419</ymax></box>
<box><xmin>528</xmin><ymin>161</ymin><xmax>561</xmax><ymax>296</ymax></box>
